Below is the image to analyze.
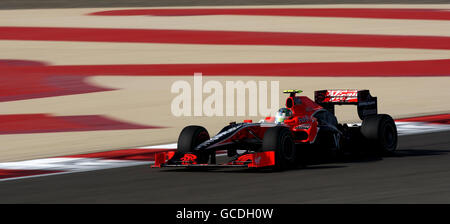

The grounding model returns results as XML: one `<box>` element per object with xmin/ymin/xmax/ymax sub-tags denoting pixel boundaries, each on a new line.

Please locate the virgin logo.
<box><xmin>327</xmin><ymin>90</ymin><xmax>358</xmax><ymax>97</ymax></box>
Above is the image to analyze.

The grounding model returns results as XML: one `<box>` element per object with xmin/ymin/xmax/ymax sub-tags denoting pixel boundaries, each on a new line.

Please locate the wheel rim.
<box><xmin>281</xmin><ymin>135</ymin><xmax>295</xmax><ymax>160</ymax></box>
<box><xmin>195</xmin><ymin>131</ymin><xmax>209</xmax><ymax>145</ymax></box>
<box><xmin>383</xmin><ymin>123</ymin><xmax>396</xmax><ymax>150</ymax></box>
<box><xmin>193</xmin><ymin>130</ymin><xmax>210</xmax><ymax>163</ymax></box>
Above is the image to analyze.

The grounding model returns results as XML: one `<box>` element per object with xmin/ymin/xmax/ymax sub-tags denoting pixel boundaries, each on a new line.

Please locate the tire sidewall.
<box><xmin>361</xmin><ymin>114</ymin><xmax>398</xmax><ymax>154</ymax></box>
<box><xmin>379</xmin><ymin>117</ymin><xmax>397</xmax><ymax>153</ymax></box>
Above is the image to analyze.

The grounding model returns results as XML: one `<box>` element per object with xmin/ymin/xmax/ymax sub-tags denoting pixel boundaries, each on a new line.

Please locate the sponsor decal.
<box><xmin>180</xmin><ymin>154</ymin><xmax>197</xmax><ymax>165</ymax></box>
<box><xmin>298</xmin><ymin>115</ymin><xmax>313</xmax><ymax>123</ymax></box>
<box><xmin>326</xmin><ymin>89</ymin><xmax>358</xmax><ymax>97</ymax></box>
<box><xmin>322</xmin><ymin>89</ymin><xmax>359</xmax><ymax>103</ymax></box>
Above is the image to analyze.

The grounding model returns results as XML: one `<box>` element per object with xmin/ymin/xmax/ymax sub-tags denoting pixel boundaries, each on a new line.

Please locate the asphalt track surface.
<box><xmin>1</xmin><ymin>1</ymin><xmax>449</xmax><ymax>204</ymax></box>
<box><xmin>0</xmin><ymin>130</ymin><xmax>449</xmax><ymax>203</ymax></box>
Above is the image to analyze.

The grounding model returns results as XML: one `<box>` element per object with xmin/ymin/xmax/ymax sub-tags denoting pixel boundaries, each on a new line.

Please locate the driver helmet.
<box><xmin>275</xmin><ymin>108</ymin><xmax>293</xmax><ymax>124</ymax></box>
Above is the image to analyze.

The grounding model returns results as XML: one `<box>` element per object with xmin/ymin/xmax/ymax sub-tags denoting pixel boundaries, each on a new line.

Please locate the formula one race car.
<box><xmin>153</xmin><ymin>89</ymin><xmax>398</xmax><ymax>170</ymax></box>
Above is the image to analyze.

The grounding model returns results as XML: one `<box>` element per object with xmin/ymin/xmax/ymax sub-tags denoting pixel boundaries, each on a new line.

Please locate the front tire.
<box><xmin>262</xmin><ymin>126</ymin><xmax>297</xmax><ymax>170</ymax></box>
<box><xmin>177</xmin><ymin>125</ymin><xmax>210</xmax><ymax>163</ymax></box>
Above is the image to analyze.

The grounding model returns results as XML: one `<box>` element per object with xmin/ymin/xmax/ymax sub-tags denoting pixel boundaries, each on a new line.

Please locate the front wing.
<box><xmin>152</xmin><ymin>151</ymin><xmax>275</xmax><ymax>168</ymax></box>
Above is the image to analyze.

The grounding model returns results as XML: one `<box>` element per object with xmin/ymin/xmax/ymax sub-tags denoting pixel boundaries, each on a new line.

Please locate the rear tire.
<box><xmin>262</xmin><ymin>126</ymin><xmax>297</xmax><ymax>170</ymax></box>
<box><xmin>360</xmin><ymin>114</ymin><xmax>398</xmax><ymax>155</ymax></box>
<box><xmin>177</xmin><ymin>125</ymin><xmax>210</xmax><ymax>163</ymax></box>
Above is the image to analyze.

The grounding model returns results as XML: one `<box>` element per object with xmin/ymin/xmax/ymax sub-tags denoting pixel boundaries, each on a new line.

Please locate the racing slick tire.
<box><xmin>262</xmin><ymin>126</ymin><xmax>297</xmax><ymax>170</ymax></box>
<box><xmin>360</xmin><ymin>114</ymin><xmax>398</xmax><ymax>155</ymax></box>
<box><xmin>177</xmin><ymin>125</ymin><xmax>211</xmax><ymax>163</ymax></box>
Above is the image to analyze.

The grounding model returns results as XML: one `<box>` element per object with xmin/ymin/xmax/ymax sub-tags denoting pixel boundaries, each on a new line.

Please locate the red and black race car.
<box><xmin>153</xmin><ymin>89</ymin><xmax>398</xmax><ymax>170</ymax></box>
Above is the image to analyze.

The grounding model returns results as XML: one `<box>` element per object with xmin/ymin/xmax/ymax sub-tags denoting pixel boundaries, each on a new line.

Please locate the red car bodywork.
<box><xmin>153</xmin><ymin>89</ymin><xmax>378</xmax><ymax>169</ymax></box>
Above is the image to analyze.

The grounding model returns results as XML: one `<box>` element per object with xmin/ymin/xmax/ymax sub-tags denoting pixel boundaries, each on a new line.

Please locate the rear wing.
<box><xmin>314</xmin><ymin>89</ymin><xmax>377</xmax><ymax>120</ymax></box>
